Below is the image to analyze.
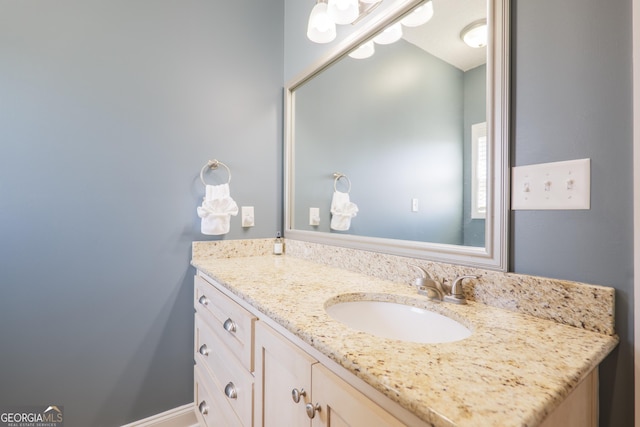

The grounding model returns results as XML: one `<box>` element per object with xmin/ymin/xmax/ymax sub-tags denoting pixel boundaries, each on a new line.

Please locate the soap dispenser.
<box><xmin>273</xmin><ymin>232</ymin><xmax>284</xmax><ymax>255</ymax></box>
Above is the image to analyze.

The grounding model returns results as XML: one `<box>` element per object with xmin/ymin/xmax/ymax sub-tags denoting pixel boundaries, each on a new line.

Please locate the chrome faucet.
<box><xmin>410</xmin><ymin>265</ymin><xmax>479</xmax><ymax>305</ymax></box>
<box><xmin>410</xmin><ymin>265</ymin><xmax>445</xmax><ymax>301</ymax></box>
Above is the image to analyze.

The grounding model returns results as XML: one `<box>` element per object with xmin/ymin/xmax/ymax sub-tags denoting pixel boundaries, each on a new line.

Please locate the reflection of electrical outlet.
<box><xmin>241</xmin><ymin>206</ymin><xmax>255</xmax><ymax>227</ymax></box>
<box><xmin>411</xmin><ymin>198</ymin><xmax>419</xmax><ymax>212</ymax></box>
<box><xmin>309</xmin><ymin>207</ymin><xmax>320</xmax><ymax>226</ymax></box>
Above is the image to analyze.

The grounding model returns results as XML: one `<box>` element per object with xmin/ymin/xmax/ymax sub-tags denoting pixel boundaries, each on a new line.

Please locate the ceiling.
<box><xmin>401</xmin><ymin>0</ymin><xmax>487</xmax><ymax>71</ymax></box>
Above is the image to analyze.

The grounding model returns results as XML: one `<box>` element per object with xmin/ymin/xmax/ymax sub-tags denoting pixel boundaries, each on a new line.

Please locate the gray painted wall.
<box><xmin>0</xmin><ymin>1</ymin><xmax>283</xmax><ymax>426</ymax></box>
<box><xmin>511</xmin><ymin>1</ymin><xmax>633</xmax><ymax>426</ymax></box>
<box><xmin>286</xmin><ymin>0</ymin><xmax>634</xmax><ymax>426</ymax></box>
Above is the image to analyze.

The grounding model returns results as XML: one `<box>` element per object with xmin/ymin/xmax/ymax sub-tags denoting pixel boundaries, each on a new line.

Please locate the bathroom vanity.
<box><xmin>191</xmin><ymin>240</ymin><xmax>617</xmax><ymax>427</ymax></box>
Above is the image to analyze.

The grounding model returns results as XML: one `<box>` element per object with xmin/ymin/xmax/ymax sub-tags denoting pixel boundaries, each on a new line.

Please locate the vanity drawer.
<box><xmin>195</xmin><ymin>275</ymin><xmax>256</xmax><ymax>371</ymax></box>
<box><xmin>195</xmin><ymin>315</ymin><xmax>254</xmax><ymax>427</ymax></box>
<box><xmin>194</xmin><ymin>365</ymin><xmax>243</xmax><ymax>427</ymax></box>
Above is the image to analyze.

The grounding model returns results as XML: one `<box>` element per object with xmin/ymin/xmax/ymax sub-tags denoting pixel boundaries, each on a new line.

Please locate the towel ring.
<box><xmin>333</xmin><ymin>173</ymin><xmax>351</xmax><ymax>193</ymax></box>
<box><xmin>200</xmin><ymin>159</ymin><xmax>231</xmax><ymax>186</ymax></box>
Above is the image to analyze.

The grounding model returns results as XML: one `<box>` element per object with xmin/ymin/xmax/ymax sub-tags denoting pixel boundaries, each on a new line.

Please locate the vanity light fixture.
<box><xmin>348</xmin><ymin>40</ymin><xmax>375</xmax><ymax>59</ymax></box>
<box><xmin>307</xmin><ymin>0</ymin><xmax>382</xmax><ymax>44</ymax></box>
<box><xmin>353</xmin><ymin>0</ymin><xmax>434</xmax><ymax>54</ymax></box>
<box><xmin>373</xmin><ymin>22</ymin><xmax>403</xmax><ymax>45</ymax></box>
<box><xmin>400</xmin><ymin>0</ymin><xmax>433</xmax><ymax>27</ymax></box>
<box><xmin>460</xmin><ymin>19</ymin><xmax>488</xmax><ymax>48</ymax></box>
<box><xmin>307</xmin><ymin>0</ymin><xmax>337</xmax><ymax>44</ymax></box>
<box><xmin>327</xmin><ymin>0</ymin><xmax>360</xmax><ymax>25</ymax></box>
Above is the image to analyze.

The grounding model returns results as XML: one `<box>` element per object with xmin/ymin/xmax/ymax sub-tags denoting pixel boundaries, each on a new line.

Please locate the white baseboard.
<box><xmin>120</xmin><ymin>403</ymin><xmax>198</xmax><ymax>427</ymax></box>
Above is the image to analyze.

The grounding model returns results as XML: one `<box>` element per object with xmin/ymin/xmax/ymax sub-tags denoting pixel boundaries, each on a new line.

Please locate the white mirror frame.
<box><xmin>284</xmin><ymin>0</ymin><xmax>510</xmax><ymax>271</ymax></box>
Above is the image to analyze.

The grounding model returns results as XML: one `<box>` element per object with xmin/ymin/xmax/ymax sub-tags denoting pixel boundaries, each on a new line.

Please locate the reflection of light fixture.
<box><xmin>401</xmin><ymin>0</ymin><xmax>433</xmax><ymax>27</ymax></box>
<box><xmin>307</xmin><ymin>0</ymin><xmax>337</xmax><ymax>44</ymax></box>
<box><xmin>461</xmin><ymin>19</ymin><xmax>488</xmax><ymax>48</ymax></box>
<box><xmin>373</xmin><ymin>22</ymin><xmax>403</xmax><ymax>45</ymax></box>
<box><xmin>349</xmin><ymin>40</ymin><xmax>375</xmax><ymax>59</ymax></box>
<box><xmin>306</xmin><ymin>0</ymin><xmax>382</xmax><ymax>44</ymax></box>
<box><xmin>328</xmin><ymin>0</ymin><xmax>360</xmax><ymax>25</ymax></box>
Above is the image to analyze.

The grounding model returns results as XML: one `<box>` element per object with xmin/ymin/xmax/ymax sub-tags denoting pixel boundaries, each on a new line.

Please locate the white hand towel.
<box><xmin>197</xmin><ymin>183</ymin><xmax>239</xmax><ymax>235</ymax></box>
<box><xmin>330</xmin><ymin>191</ymin><xmax>358</xmax><ymax>231</ymax></box>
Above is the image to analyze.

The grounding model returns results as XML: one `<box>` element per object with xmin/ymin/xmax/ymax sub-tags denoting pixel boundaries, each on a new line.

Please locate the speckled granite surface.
<box><xmin>193</xmin><ymin>239</ymin><xmax>616</xmax><ymax>335</ymax></box>
<box><xmin>191</xmin><ymin>240</ymin><xmax>618</xmax><ymax>427</ymax></box>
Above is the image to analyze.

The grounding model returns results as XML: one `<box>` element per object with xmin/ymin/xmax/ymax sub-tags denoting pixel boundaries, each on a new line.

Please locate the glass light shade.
<box><xmin>307</xmin><ymin>2</ymin><xmax>337</xmax><ymax>44</ymax></box>
<box><xmin>359</xmin><ymin>0</ymin><xmax>381</xmax><ymax>3</ymax></box>
<box><xmin>401</xmin><ymin>1</ymin><xmax>434</xmax><ymax>27</ymax></box>
<box><xmin>373</xmin><ymin>22</ymin><xmax>403</xmax><ymax>45</ymax></box>
<box><xmin>348</xmin><ymin>40</ymin><xmax>375</xmax><ymax>59</ymax></box>
<box><xmin>461</xmin><ymin>20</ymin><xmax>488</xmax><ymax>48</ymax></box>
<box><xmin>327</xmin><ymin>0</ymin><xmax>359</xmax><ymax>25</ymax></box>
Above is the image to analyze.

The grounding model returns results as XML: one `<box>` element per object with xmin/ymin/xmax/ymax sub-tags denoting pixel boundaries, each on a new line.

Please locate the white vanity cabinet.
<box><xmin>194</xmin><ymin>275</ymin><xmax>257</xmax><ymax>427</ymax></box>
<box><xmin>255</xmin><ymin>321</ymin><xmax>406</xmax><ymax>427</ymax></box>
<box><xmin>192</xmin><ymin>266</ymin><xmax>605</xmax><ymax>427</ymax></box>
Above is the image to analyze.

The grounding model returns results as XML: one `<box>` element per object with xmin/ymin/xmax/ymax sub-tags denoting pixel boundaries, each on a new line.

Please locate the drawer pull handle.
<box><xmin>198</xmin><ymin>295</ymin><xmax>210</xmax><ymax>306</ymax></box>
<box><xmin>224</xmin><ymin>382</ymin><xmax>237</xmax><ymax>399</ymax></box>
<box><xmin>305</xmin><ymin>403</ymin><xmax>321</xmax><ymax>419</ymax></box>
<box><xmin>291</xmin><ymin>388</ymin><xmax>306</xmax><ymax>403</ymax></box>
<box><xmin>198</xmin><ymin>344</ymin><xmax>210</xmax><ymax>356</ymax></box>
<box><xmin>223</xmin><ymin>318</ymin><xmax>237</xmax><ymax>333</ymax></box>
<box><xmin>198</xmin><ymin>400</ymin><xmax>209</xmax><ymax>415</ymax></box>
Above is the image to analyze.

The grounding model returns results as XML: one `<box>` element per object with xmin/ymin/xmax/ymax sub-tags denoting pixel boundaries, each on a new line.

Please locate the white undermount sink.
<box><xmin>325</xmin><ymin>299</ymin><xmax>472</xmax><ymax>344</ymax></box>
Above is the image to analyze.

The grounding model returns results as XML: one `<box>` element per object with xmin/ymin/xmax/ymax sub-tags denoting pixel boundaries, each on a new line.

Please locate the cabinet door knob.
<box><xmin>224</xmin><ymin>382</ymin><xmax>238</xmax><ymax>399</ymax></box>
<box><xmin>198</xmin><ymin>400</ymin><xmax>209</xmax><ymax>415</ymax></box>
<box><xmin>291</xmin><ymin>388</ymin><xmax>306</xmax><ymax>403</ymax></box>
<box><xmin>198</xmin><ymin>344</ymin><xmax>210</xmax><ymax>356</ymax></box>
<box><xmin>223</xmin><ymin>318</ymin><xmax>237</xmax><ymax>333</ymax></box>
<box><xmin>305</xmin><ymin>403</ymin><xmax>321</xmax><ymax>419</ymax></box>
<box><xmin>198</xmin><ymin>295</ymin><xmax>209</xmax><ymax>306</ymax></box>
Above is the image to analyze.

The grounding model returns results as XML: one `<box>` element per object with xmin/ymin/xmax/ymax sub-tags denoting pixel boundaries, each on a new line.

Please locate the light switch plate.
<box><xmin>512</xmin><ymin>158</ymin><xmax>590</xmax><ymax>210</ymax></box>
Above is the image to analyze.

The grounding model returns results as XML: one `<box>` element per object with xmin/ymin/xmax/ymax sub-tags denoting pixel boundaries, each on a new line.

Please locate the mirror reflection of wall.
<box><xmin>293</xmin><ymin>36</ymin><xmax>486</xmax><ymax>246</ymax></box>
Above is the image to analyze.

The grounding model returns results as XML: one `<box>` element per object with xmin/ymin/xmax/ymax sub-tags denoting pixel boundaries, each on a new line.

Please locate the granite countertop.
<box><xmin>192</xmin><ymin>254</ymin><xmax>618</xmax><ymax>427</ymax></box>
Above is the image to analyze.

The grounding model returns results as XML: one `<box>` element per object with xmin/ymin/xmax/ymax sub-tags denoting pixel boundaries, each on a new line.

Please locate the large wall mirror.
<box><xmin>285</xmin><ymin>0</ymin><xmax>509</xmax><ymax>270</ymax></box>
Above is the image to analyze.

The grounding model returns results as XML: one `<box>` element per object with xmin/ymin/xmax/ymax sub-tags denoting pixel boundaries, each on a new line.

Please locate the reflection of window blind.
<box><xmin>471</xmin><ymin>122</ymin><xmax>487</xmax><ymax>219</ymax></box>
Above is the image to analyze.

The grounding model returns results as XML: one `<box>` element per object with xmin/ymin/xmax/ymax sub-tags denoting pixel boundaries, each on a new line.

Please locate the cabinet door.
<box><xmin>539</xmin><ymin>368</ymin><xmax>598</xmax><ymax>427</ymax></box>
<box><xmin>310</xmin><ymin>364</ymin><xmax>405</xmax><ymax>427</ymax></box>
<box><xmin>255</xmin><ymin>322</ymin><xmax>317</xmax><ymax>427</ymax></box>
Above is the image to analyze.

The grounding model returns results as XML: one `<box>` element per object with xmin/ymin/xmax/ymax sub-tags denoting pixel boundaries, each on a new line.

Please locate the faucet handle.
<box><xmin>409</xmin><ymin>264</ymin><xmax>445</xmax><ymax>300</ymax></box>
<box><xmin>444</xmin><ymin>275</ymin><xmax>480</xmax><ymax>304</ymax></box>
<box><xmin>409</xmin><ymin>264</ymin><xmax>441</xmax><ymax>288</ymax></box>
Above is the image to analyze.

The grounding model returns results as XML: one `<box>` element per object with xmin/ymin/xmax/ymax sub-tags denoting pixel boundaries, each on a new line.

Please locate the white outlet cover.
<box><xmin>309</xmin><ymin>207</ymin><xmax>320</xmax><ymax>226</ymax></box>
<box><xmin>241</xmin><ymin>206</ymin><xmax>255</xmax><ymax>227</ymax></box>
<box><xmin>512</xmin><ymin>158</ymin><xmax>590</xmax><ymax>210</ymax></box>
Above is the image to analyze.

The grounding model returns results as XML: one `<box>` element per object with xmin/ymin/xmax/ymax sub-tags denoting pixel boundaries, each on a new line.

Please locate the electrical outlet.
<box><xmin>241</xmin><ymin>206</ymin><xmax>255</xmax><ymax>227</ymax></box>
<box><xmin>512</xmin><ymin>159</ymin><xmax>590</xmax><ymax>210</ymax></box>
<box><xmin>309</xmin><ymin>207</ymin><xmax>320</xmax><ymax>226</ymax></box>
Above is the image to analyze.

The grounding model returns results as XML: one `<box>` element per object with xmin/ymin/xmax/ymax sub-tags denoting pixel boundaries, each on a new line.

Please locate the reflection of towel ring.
<box><xmin>200</xmin><ymin>159</ymin><xmax>231</xmax><ymax>186</ymax></box>
<box><xmin>333</xmin><ymin>172</ymin><xmax>351</xmax><ymax>193</ymax></box>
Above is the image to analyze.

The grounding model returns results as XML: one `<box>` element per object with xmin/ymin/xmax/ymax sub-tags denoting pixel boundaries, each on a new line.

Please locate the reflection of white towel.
<box><xmin>197</xmin><ymin>184</ymin><xmax>239</xmax><ymax>235</ymax></box>
<box><xmin>330</xmin><ymin>191</ymin><xmax>358</xmax><ymax>231</ymax></box>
